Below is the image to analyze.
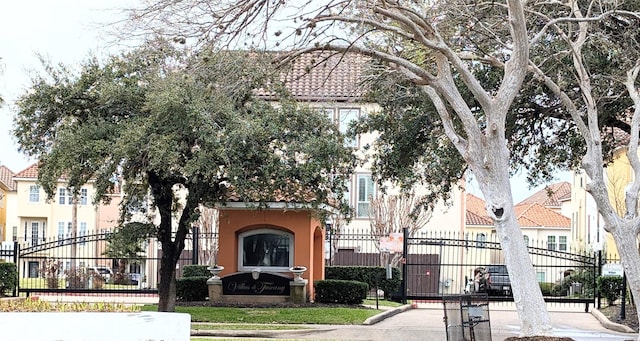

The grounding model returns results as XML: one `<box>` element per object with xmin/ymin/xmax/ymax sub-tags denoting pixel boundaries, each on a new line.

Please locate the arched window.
<box><xmin>238</xmin><ymin>229</ymin><xmax>293</xmax><ymax>272</ymax></box>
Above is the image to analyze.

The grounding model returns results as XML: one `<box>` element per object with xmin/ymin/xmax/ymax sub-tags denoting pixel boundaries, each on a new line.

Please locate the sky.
<box><xmin>0</xmin><ymin>1</ymin><xmax>570</xmax><ymax>203</ymax></box>
<box><xmin>0</xmin><ymin>0</ymin><xmax>133</xmax><ymax>172</ymax></box>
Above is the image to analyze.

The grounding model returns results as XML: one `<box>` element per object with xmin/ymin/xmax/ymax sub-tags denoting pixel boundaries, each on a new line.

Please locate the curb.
<box><xmin>591</xmin><ymin>308</ymin><xmax>636</xmax><ymax>333</ymax></box>
<box><xmin>363</xmin><ymin>304</ymin><xmax>414</xmax><ymax>325</ymax></box>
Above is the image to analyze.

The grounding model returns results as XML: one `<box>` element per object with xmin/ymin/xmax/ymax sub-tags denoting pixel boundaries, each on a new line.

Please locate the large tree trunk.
<box><xmin>469</xmin><ymin>110</ymin><xmax>553</xmax><ymax>336</ymax></box>
<box><xmin>479</xmin><ymin>179</ymin><xmax>553</xmax><ymax>336</ymax></box>
<box><xmin>608</xmin><ymin>224</ymin><xmax>640</xmax><ymax>341</ymax></box>
<box><xmin>157</xmin><ymin>242</ymin><xmax>178</xmax><ymax>312</ymax></box>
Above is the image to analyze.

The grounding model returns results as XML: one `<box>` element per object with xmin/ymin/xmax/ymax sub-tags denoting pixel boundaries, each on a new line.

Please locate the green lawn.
<box><xmin>192</xmin><ymin>323</ymin><xmax>308</xmax><ymax>330</ymax></box>
<box><xmin>19</xmin><ymin>278</ymin><xmax>138</xmax><ymax>289</ymax></box>
<box><xmin>141</xmin><ymin>304</ymin><xmax>386</xmax><ymax>324</ymax></box>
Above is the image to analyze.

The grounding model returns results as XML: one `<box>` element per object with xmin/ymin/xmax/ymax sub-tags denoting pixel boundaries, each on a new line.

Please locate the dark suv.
<box><xmin>486</xmin><ymin>264</ymin><xmax>512</xmax><ymax>296</ymax></box>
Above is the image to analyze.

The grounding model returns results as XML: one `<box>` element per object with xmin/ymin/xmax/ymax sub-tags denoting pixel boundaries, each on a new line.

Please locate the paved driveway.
<box><xmin>213</xmin><ymin>303</ymin><xmax>638</xmax><ymax>341</ymax></box>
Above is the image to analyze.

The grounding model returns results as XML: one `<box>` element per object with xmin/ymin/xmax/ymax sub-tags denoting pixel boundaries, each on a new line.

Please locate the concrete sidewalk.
<box><xmin>193</xmin><ymin>302</ymin><xmax>639</xmax><ymax>340</ymax></box>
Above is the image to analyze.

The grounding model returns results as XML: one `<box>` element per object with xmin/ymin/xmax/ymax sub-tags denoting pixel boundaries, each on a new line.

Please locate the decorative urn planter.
<box><xmin>207</xmin><ymin>265</ymin><xmax>224</xmax><ymax>280</ymax></box>
<box><xmin>289</xmin><ymin>266</ymin><xmax>307</xmax><ymax>281</ymax></box>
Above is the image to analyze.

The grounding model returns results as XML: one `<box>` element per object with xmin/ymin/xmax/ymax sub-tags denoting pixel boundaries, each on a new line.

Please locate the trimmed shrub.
<box><xmin>597</xmin><ymin>275</ymin><xmax>624</xmax><ymax>306</ymax></box>
<box><xmin>183</xmin><ymin>265</ymin><xmax>211</xmax><ymax>278</ymax></box>
<box><xmin>539</xmin><ymin>282</ymin><xmax>554</xmax><ymax>296</ymax></box>
<box><xmin>551</xmin><ymin>283</ymin><xmax>567</xmax><ymax>297</ymax></box>
<box><xmin>551</xmin><ymin>269</ymin><xmax>596</xmax><ymax>297</ymax></box>
<box><xmin>0</xmin><ymin>263</ymin><xmax>18</xmax><ymax>297</ymax></box>
<box><xmin>325</xmin><ymin>266</ymin><xmax>401</xmax><ymax>299</ymax></box>
<box><xmin>65</xmin><ymin>268</ymin><xmax>104</xmax><ymax>289</ymax></box>
<box><xmin>314</xmin><ymin>279</ymin><xmax>368</xmax><ymax>304</ymax></box>
<box><xmin>176</xmin><ymin>276</ymin><xmax>209</xmax><ymax>301</ymax></box>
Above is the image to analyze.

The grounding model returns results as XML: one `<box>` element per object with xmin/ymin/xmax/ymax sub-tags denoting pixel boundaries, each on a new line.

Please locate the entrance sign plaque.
<box><xmin>222</xmin><ymin>272</ymin><xmax>291</xmax><ymax>296</ymax></box>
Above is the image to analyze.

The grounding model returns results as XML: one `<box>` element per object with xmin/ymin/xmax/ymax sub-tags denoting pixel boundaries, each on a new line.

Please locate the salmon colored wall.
<box><xmin>216</xmin><ymin>208</ymin><xmax>325</xmax><ymax>299</ymax></box>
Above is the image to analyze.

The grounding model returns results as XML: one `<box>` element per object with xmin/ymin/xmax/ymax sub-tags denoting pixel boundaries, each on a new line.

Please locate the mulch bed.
<box><xmin>598</xmin><ymin>304</ymin><xmax>639</xmax><ymax>332</ymax></box>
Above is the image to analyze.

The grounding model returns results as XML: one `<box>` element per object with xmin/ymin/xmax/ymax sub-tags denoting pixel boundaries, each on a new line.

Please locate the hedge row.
<box><xmin>0</xmin><ymin>262</ymin><xmax>18</xmax><ymax>297</ymax></box>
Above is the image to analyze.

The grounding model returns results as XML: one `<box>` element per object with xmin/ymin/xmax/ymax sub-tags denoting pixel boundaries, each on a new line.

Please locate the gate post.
<box><xmin>192</xmin><ymin>226</ymin><xmax>199</xmax><ymax>265</ymax></box>
<box><xmin>596</xmin><ymin>250</ymin><xmax>602</xmax><ymax>309</ymax></box>
<box><xmin>402</xmin><ymin>227</ymin><xmax>408</xmax><ymax>304</ymax></box>
<box><xmin>13</xmin><ymin>241</ymin><xmax>19</xmax><ymax>297</ymax></box>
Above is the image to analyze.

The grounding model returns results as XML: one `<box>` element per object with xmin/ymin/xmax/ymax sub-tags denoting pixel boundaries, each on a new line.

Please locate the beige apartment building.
<box><xmin>5</xmin><ymin>163</ymin><xmax>120</xmax><ymax>277</ymax></box>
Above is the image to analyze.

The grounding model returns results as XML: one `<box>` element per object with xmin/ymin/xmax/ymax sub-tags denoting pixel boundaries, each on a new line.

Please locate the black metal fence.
<box><xmin>0</xmin><ymin>227</ymin><xmax>621</xmax><ymax>308</ymax></box>
<box><xmin>0</xmin><ymin>228</ymin><xmax>218</xmax><ymax>298</ymax></box>
<box><xmin>330</xmin><ymin>228</ymin><xmax>618</xmax><ymax>310</ymax></box>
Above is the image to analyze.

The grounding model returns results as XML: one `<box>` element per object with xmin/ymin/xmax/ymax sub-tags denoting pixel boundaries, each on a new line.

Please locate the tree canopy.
<box><xmin>13</xmin><ymin>40</ymin><xmax>355</xmax><ymax>311</ymax></box>
<box><xmin>121</xmin><ymin>0</ymin><xmax>640</xmax><ymax>336</ymax></box>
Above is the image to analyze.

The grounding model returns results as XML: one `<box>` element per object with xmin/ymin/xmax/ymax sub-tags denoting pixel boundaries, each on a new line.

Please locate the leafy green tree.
<box><xmin>104</xmin><ymin>222</ymin><xmax>156</xmax><ymax>284</ymax></box>
<box><xmin>124</xmin><ymin>0</ymin><xmax>640</xmax><ymax>335</ymax></box>
<box><xmin>13</xmin><ymin>41</ymin><xmax>354</xmax><ymax>311</ymax></box>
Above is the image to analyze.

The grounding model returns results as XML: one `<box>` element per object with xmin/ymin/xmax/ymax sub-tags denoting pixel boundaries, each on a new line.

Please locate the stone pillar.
<box><xmin>289</xmin><ymin>279</ymin><xmax>308</xmax><ymax>304</ymax></box>
<box><xmin>207</xmin><ymin>278</ymin><xmax>223</xmax><ymax>303</ymax></box>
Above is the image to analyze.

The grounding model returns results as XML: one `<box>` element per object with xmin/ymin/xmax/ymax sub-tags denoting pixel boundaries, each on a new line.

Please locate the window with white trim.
<box><xmin>547</xmin><ymin>236</ymin><xmax>557</xmax><ymax>251</ymax></box>
<box><xmin>80</xmin><ymin>188</ymin><xmax>88</xmax><ymax>205</ymax></box>
<box><xmin>31</xmin><ymin>222</ymin><xmax>39</xmax><ymax>246</ymax></box>
<box><xmin>356</xmin><ymin>174</ymin><xmax>375</xmax><ymax>218</ymax></box>
<box><xmin>79</xmin><ymin>222</ymin><xmax>87</xmax><ymax>245</ymax></box>
<box><xmin>58</xmin><ymin>188</ymin><xmax>72</xmax><ymax>205</ymax></box>
<box><xmin>536</xmin><ymin>271</ymin><xmax>546</xmax><ymax>283</ymax></box>
<box><xmin>338</xmin><ymin>108</ymin><xmax>360</xmax><ymax>148</ymax></box>
<box><xmin>559</xmin><ymin>236</ymin><xmax>567</xmax><ymax>251</ymax></box>
<box><xmin>29</xmin><ymin>185</ymin><xmax>40</xmax><ymax>203</ymax></box>
<box><xmin>238</xmin><ymin>229</ymin><xmax>293</xmax><ymax>272</ymax></box>
<box><xmin>58</xmin><ymin>222</ymin><xmax>65</xmax><ymax>245</ymax></box>
<box><xmin>320</xmin><ymin>108</ymin><xmax>335</xmax><ymax>122</ymax></box>
<box><xmin>476</xmin><ymin>233</ymin><xmax>486</xmax><ymax>248</ymax></box>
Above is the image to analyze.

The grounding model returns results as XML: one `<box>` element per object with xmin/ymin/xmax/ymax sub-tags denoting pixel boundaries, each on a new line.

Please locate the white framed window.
<box><xmin>356</xmin><ymin>174</ymin><xmax>375</xmax><ymax>218</ymax></box>
<box><xmin>523</xmin><ymin>235</ymin><xmax>529</xmax><ymax>246</ymax></box>
<box><xmin>29</xmin><ymin>185</ymin><xmax>40</xmax><ymax>203</ymax></box>
<box><xmin>58</xmin><ymin>188</ymin><xmax>66</xmax><ymax>204</ymax></box>
<box><xmin>58</xmin><ymin>222</ymin><xmax>65</xmax><ymax>245</ymax></box>
<box><xmin>58</xmin><ymin>188</ymin><xmax>73</xmax><ymax>205</ymax></box>
<box><xmin>338</xmin><ymin>108</ymin><xmax>360</xmax><ymax>148</ymax></box>
<box><xmin>320</xmin><ymin>108</ymin><xmax>335</xmax><ymax>122</ymax></box>
<box><xmin>31</xmin><ymin>222</ymin><xmax>39</xmax><ymax>246</ymax></box>
<box><xmin>79</xmin><ymin>222</ymin><xmax>87</xmax><ymax>245</ymax></box>
<box><xmin>343</xmin><ymin>179</ymin><xmax>351</xmax><ymax>209</ymax></box>
<box><xmin>547</xmin><ymin>236</ymin><xmax>557</xmax><ymax>251</ymax></box>
<box><xmin>238</xmin><ymin>228</ymin><xmax>293</xmax><ymax>272</ymax></box>
<box><xmin>80</xmin><ymin>188</ymin><xmax>88</xmax><ymax>205</ymax></box>
<box><xmin>536</xmin><ymin>271</ymin><xmax>546</xmax><ymax>283</ymax></box>
<box><xmin>476</xmin><ymin>233</ymin><xmax>486</xmax><ymax>248</ymax></box>
<box><xmin>559</xmin><ymin>236</ymin><xmax>567</xmax><ymax>251</ymax></box>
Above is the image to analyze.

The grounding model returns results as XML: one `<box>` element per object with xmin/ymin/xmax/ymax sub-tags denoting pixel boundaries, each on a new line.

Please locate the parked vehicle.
<box><xmin>88</xmin><ymin>266</ymin><xmax>113</xmax><ymax>281</ymax></box>
<box><xmin>485</xmin><ymin>264</ymin><xmax>512</xmax><ymax>296</ymax></box>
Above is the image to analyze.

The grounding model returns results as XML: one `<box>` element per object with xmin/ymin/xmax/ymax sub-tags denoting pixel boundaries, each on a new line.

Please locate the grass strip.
<box><xmin>191</xmin><ymin>323</ymin><xmax>310</xmax><ymax>330</ymax></box>
<box><xmin>142</xmin><ymin>305</ymin><xmax>381</xmax><ymax>324</ymax></box>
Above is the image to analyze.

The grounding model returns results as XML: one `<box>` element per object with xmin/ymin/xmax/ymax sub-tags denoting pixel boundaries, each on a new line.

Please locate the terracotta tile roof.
<box><xmin>0</xmin><ymin>165</ymin><xmax>17</xmax><ymax>191</ymax></box>
<box><xmin>514</xmin><ymin>203</ymin><xmax>571</xmax><ymax>228</ymax></box>
<box><xmin>516</xmin><ymin>182</ymin><xmax>571</xmax><ymax>207</ymax></box>
<box><xmin>466</xmin><ymin>210</ymin><xmax>493</xmax><ymax>225</ymax></box>
<box><xmin>466</xmin><ymin>193</ymin><xmax>570</xmax><ymax>229</ymax></box>
<box><xmin>467</xmin><ymin>193</ymin><xmax>487</xmax><ymax>217</ymax></box>
<box><xmin>466</xmin><ymin>193</ymin><xmax>493</xmax><ymax>225</ymax></box>
<box><xmin>14</xmin><ymin>163</ymin><xmax>39</xmax><ymax>179</ymax></box>
<box><xmin>258</xmin><ymin>51</ymin><xmax>368</xmax><ymax>102</ymax></box>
